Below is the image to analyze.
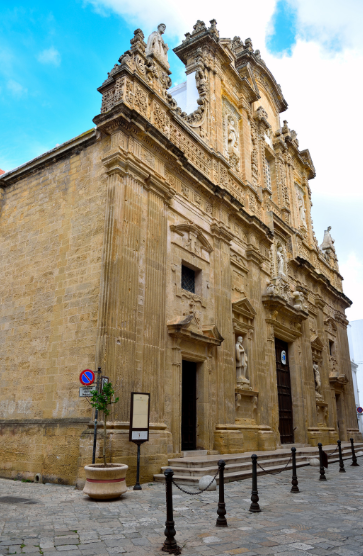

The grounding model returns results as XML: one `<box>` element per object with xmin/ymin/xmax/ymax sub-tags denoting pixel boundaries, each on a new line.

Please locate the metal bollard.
<box><xmin>337</xmin><ymin>440</ymin><xmax>346</xmax><ymax>473</ymax></box>
<box><xmin>249</xmin><ymin>454</ymin><xmax>261</xmax><ymax>512</ymax></box>
<box><xmin>162</xmin><ymin>469</ymin><xmax>181</xmax><ymax>555</ymax></box>
<box><xmin>216</xmin><ymin>459</ymin><xmax>228</xmax><ymax>527</ymax></box>
<box><xmin>318</xmin><ymin>443</ymin><xmax>327</xmax><ymax>481</ymax></box>
<box><xmin>350</xmin><ymin>438</ymin><xmax>359</xmax><ymax>466</ymax></box>
<box><xmin>290</xmin><ymin>447</ymin><xmax>300</xmax><ymax>493</ymax></box>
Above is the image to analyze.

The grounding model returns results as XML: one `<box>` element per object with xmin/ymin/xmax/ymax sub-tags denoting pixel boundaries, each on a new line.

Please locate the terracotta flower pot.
<box><xmin>83</xmin><ymin>463</ymin><xmax>128</xmax><ymax>500</ymax></box>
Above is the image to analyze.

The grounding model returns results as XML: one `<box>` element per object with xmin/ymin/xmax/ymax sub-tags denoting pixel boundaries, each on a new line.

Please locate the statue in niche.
<box><xmin>146</xmin><ymin>24</ymin><xmax>169</xmax><ymax>68</ymax></box>
<box><xmin>298</xmin><ymin>191</ymin><xmax>306</xmax><ymax>226</ymax></box>
<box><xmin>236</xmin><ymin>336</ymin><xmax>249</xmax><ymax>385</ymax></box>
<box><xmin>313</xmin><ymin>361</ymin><xmax>323</xmax><ymax>399</ymax></box>
<box><xmin>228</xmin><ymin>118</ymin><xmax>238</xmax><ymax>154</ymax></box>
<box><xmin>276</xmin><ymin>245</ymin><xmax>285</xmax><ymax>276</ymax></box>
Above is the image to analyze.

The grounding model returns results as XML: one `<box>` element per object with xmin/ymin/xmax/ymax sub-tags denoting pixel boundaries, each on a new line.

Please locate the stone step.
<box><xmin>166</xmin><ymin>443</ymin><xmax>363</xmax><ymax>470</ymax></box>
<box><xmin>160</xmin><ymin>454</ymin><xmax>308</xmax><ymax>478</ymax></box>
<box><xmin>182</xmin><ymin>450</ymin><xmax>208</xmax><ymax>458</ymax></box>
<box><xmin>153</xmin><ymin>442</ymin><xmax>363</xmax><ymax>485</ymax></box>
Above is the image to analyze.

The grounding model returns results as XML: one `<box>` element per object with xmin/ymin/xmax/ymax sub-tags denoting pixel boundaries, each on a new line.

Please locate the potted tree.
<box><xmin>83</xmin><ymin>382</ymin><xmax>128</xmax><ymax>500</ymax></box>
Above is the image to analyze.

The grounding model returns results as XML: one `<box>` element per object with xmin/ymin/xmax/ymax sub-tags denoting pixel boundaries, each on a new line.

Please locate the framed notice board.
<box><xmin>129</xmin><ymin>392</ymin><xmax>150</xmax><ymax>443</ymax></box>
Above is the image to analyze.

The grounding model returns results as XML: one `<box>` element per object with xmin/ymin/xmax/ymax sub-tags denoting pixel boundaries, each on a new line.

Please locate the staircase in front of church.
<box><xmin>153</xmin><ymin>442</ymin><xmax>363</xmax><ymax>485</ymax></box>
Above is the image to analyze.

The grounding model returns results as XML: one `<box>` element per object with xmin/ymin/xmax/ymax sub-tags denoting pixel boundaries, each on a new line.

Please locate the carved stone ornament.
<box><xmin>145</xmin><ymin>23</ymin><xmax>170</xmax><ymax>70</ymax></box>
<box><xmin>320</xmin><ymin>226</ymin><xmax>335</xmax><ymax>253</ymax></box>
<box><xmin>295</xmin><ymin>184</ymin><xmax>307</xmax><ymax>227</ymax></box>
<box><xmin>167</xmin><ymin>313</ymin><xmax>223</xmax><ymax>346</ymax></box>
<box><xmin>236</xmin><ymin>335</ymin><xmax>249</xmax><ymax>386</ymax></box>
<box><xmin>313</xmin><ymin>361</ymin><xmax>323</xmax><ymax>400</ymax></box>
<box><xmin>223</xmin><ymin>99</ymin><xmax>240</xmax><ymax>169</ymax></box>
<box><xmin>170</xmin><ymin>223</ymin><xmax>213</xmax><ymax>260</ymax></box>
<box><xmin>276</xmin><ymin>243</ymin><xmax>286</xmax><ymax>276</ymax></box>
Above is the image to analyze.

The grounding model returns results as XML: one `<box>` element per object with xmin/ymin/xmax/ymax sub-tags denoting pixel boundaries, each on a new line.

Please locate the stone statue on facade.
<box><xmin>292</xmin><ymin>290</ymin><xmax>305</xmax><ymax>310</ymax></box>
<box><xmin>228</xmin><ymin>118</ymin><xmax>238</xmax><ymax>153</ymax></box>
<box><xmin>313</xmin><ymin>361</ymin><xmax>323</xmax><ymax>399</ymax></box>
<box><xmin>146</xmin><ymin>23</ymin><xmax>169</xmax><ymax>69</ymax></box>
<box><xmin>236</xmin><ymin>336</ymin><xmax>249</xmax><ymax>385</ymax></box>
<box><xmin>298</xmin><ymin>191</ymin><xmax>306</xmax><ymax>226</ymax></box>
<box><xmin>276</xmin><ymin>245</ymin><xmax>285</xmax><ymax>276</ymax></box>
<box><xmin>320</xmin><ymin>226</ymin><xmax>335</xmax><ymax>252</ymax></box>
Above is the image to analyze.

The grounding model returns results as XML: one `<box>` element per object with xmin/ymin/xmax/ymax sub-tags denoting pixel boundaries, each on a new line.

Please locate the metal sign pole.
<box><xmin>134</xmin><ymin>443</ymin><xmax>142</xmax><ymax>490</ymax></box>
<box><xmin>92</xmin><ymin>367</ymin><xmax>102</xmax><ymax>465</ymax></box>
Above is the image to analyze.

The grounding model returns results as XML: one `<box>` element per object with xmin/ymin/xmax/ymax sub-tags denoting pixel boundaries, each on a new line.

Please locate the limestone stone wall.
<box><xmin>0</xmin><ymin>134</ymin><xmax>106</xmax><ymax>480</ymax></box>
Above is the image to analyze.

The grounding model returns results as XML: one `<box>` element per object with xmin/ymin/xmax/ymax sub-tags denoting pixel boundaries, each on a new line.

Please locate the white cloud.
<box><xmin>37</xmin><ymin>47</ymin><xmax>61</xmax><ymax>66</ymax></box>
<box><xmin>85</xmin><ymin>0</ymin><xmax>277</xmax><ymax>45</ymax></box>
<box><xmin>340</xmin><ymin>253</ymin><xmax>363</xmax><ymax>322</ymax></box>
<box><xmin>288</xmin><ymin>0</ymin><xmax>363</xmax><ymax>50</ymax></box>
<box><xmin>7</xmin><ymin>79</ymin><xmax>27</xmax><ymax>97</ymax></box>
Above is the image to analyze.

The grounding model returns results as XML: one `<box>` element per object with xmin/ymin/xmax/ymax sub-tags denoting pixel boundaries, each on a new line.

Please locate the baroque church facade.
<box><xmin>0</xmin><ymin>20</ymin><xmax>359</xmax><ymax>485</ymax></box>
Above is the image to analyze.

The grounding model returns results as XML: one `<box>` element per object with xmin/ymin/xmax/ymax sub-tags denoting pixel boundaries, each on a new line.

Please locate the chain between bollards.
<box><xmin>216</xmin><ymin>459</ymin><xmax>228</xmax><ymax>527</ymax></box>
<box><xmin>290</xmin><ymin>447</ymin><xmax>299</xmax><ymax>493</ymax></box>
<box><xmin>162</xmin><ymin>468</ymin><xmax>181</xmax><ymax>555</ymax></box>
<box><xmin>249</xmin><ymin>454</ymin><xmax>261</xmax><ymax>512</ymax></box>
<box><xmin>318</xmin><ymin>443</ymin><xmax>327</xmax><ymax>481</ymax></box>
<box><xmin>350</xmin><ymin>438</ymin><xmax>359</xmax><ymax>466</ymax></box>
<box><xmin>337</xmin><ymin>440</ymin><xmax>346</xmax><ymax>473</ymax></box>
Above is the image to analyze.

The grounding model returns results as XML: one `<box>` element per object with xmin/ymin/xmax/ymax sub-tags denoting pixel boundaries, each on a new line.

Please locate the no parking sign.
<box><xmin>79</xmin><ymin>369</ymin><xmax>95</xmax><ymax>386</ymax></box>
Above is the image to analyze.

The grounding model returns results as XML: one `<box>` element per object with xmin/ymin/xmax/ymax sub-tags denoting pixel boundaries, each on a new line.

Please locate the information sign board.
<box><xmin>79</xmin><ymin>386</ymin><xmax>95</xmax><ymax>397</ymax></box>
<box><xmin>129</xmin><ymin>392</ymin><xmax>150</xmax><ymax>444</ymax></box>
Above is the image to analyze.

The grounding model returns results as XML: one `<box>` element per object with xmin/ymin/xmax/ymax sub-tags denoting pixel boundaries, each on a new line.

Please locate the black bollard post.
<box><xmin>350</xmin><ymin>438</ymin><xmax>359</xmax><ymax>466</ymax></box>
<box><xmin>216</xmin><ymin>459</ymin><xmax>228</xmax><ymax>527</ymax></box>
<box><xmin>318</xmin><ymin>443</ymin><xmax>327</xmax><ymax>481</ymax></box>
<box><xmin>162</xmin><ymin>469</ymin><xmax>181</xmax><ymax>555</ymax></box>
<box><xmin>290</xmin><ymin>447</ymin><xmax>300</xmax><ymax>493</ymax></box>
<box><xmin>249</xmin><ymin>454</ymin><xmax>261</xmax><ymax>512</ymax></box>
<box><xmin>337</xmin><ymin>440</ymin><xmax>346</xmax><ymax>473</ymax></box>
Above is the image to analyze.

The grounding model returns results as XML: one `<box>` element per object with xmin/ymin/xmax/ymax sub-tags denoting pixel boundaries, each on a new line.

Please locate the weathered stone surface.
<box><xmin>0</xmin><ymin>19</ymin><xmax>360</xmax><ymax>486</ymax></box>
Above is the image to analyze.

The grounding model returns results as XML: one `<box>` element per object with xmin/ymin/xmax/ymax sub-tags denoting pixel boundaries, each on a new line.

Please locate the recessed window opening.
<box><xmin>329</xmin><ymin>340</ymin><xmax>334</xmax><ymax>356</ymax></box>
<box><xmin>181</xmin><ymin>265</ymin><xmax>195</xmax><ymax>293</ymax></box>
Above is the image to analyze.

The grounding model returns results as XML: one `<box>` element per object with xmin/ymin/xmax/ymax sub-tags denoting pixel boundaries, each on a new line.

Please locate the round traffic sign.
<box><xmin>357</xmin><ymin>407</ymin><xmax>363</xmax><ymax>414</ymax></box>
<box><xmin>80</xmin><ymin>369</ymin><xmax>95</xmax><ymax>386</ymax></box>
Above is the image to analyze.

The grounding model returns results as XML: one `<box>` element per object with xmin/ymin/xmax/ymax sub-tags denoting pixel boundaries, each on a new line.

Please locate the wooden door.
<box><xmin>182</xmin><ymin>361</ymin><xmax>197</xmax><ymax>451</ymax></box>
<box><xmin>275</xmin><ymin>339</ymin><xmax>294</xmax><ymax>444</ymax></box>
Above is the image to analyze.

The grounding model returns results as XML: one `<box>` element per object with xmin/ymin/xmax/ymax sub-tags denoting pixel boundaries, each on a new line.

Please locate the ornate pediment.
<box><xmin>311</xmin><ymin>335</ymin><xmax>324</xmax><ymax>362</ymax></box>
<box><xmin>167</xmin><ymin>314</ymin><xmax>223</xmax><ymax>346</ymax></box>
<box><xmin>232</xmin><ymin>297</ymin><xmax>256</xmax><ymax>334</ymax></box>
<box><xmin>170</xmin><ymin>222</ymin><xmax>213</xmax><ymax>262</ymax></box>
<box><xmin>311</xmin><ymin>335</ymin><xmax>324</xmax><ymax>351</ymax></box>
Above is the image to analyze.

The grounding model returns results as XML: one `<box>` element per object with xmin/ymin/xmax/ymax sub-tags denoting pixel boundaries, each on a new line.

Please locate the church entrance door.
<box><xmin>182</xmin><ymin>360</ymin><xmax>197</xmax><ymax>451</ymax></box>
<box><xmin>275</xmin><ymin>339</ymin><xmax>294</xmax><ymax>444</ymax></box>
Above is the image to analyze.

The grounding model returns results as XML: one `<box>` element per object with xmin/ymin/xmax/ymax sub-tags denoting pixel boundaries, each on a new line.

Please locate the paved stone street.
<box><xmin>1</xmin><ymin>461</ymin><xmax>363</xmax><ymax>556</ymax></box>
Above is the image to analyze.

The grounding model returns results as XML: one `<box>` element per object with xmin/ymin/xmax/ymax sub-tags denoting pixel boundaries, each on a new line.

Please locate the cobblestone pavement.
<box><xmin>1</xmin><ymin>461</ymin><xmax>363</xmax><ymax>556</ymax></box>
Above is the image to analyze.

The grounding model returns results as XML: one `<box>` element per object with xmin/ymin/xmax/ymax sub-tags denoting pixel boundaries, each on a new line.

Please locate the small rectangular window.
<box><xmin>181</xmin><ymin>265</ymin><xmax>195</xmax><ymax>293</ymax></box>
<box><xmin>329</xmin><ymin>340</ymin><xmax>334</xmax><ymax>356</ymax></box>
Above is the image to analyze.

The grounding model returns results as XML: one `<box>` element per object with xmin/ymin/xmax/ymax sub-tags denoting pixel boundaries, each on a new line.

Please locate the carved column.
<box><xmin>96</xmin><ymin>151</ymin><xmax>147</xmax><ymax>422</ymax></box>
<box><xmin>210</xmin><ymin>221</ymin><xmax>234</xmax><ymax>426</ymax></box>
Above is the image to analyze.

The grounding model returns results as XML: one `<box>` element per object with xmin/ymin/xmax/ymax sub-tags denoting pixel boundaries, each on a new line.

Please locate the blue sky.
<box><xmin>1</xmin><ymin>0</ymin><xmax>362</xmax><ymax>320</ymax></box>
<box><xmin>0</xmin><ymin>1</ymin><xmax>295</xmax><ymax>171</ymax></box>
